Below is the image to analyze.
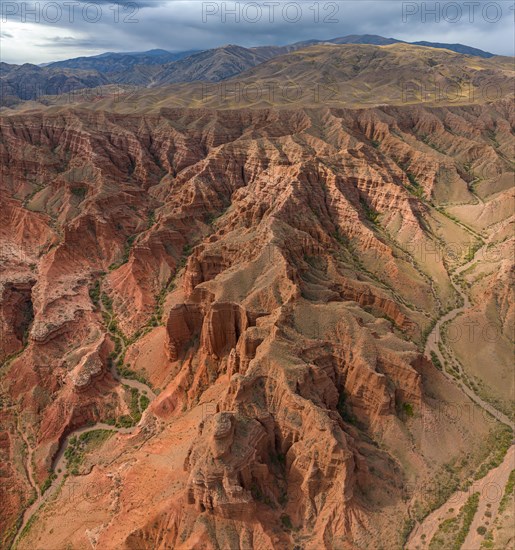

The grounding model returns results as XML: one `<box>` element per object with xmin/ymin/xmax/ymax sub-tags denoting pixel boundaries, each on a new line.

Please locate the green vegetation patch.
<box><xmin>64</xmin><ymin>429</ymin><xmax>114</xmax><ymax>475</ymax></box>
<box><xmin>280</xmin><ymin>514</ymin><xmax>293</xmax><ymax>530</ymax></box>
<box><xmin>89</xmin><ymin>280</ymin><xmax>101</xmax><ymax>307</ymax></box>
<box><xmin>474</xmin><ymin>425</ymin><xmax>513</xmax><ymax>480</ymax></box>
<box><xmin>109</xmin><ymin>386</ymin><xmax>149</xmax><ymax>429</ymax></box>
<box><xmin>499</xmin><ymin>469</ymin><xmax>515</xmax><ymax>513</ymax></box>
<box><xmin>429</xmin><ymin>492</ymin><xmax>479</xmax><ymax>550</ymax></box>
<box><xmin>406</xmin><ymin>172</ymin><xmax>425</xmax><ymax>198</ymax></box>
<box><xmin>117</xmin><ymin>365</ymin><xmax>151</xmax><ymax>387</ymax></box>
<box><xmin>402</xmin><ymin>402</ymin><xmax>415</xmax><ymax>418</ymax></box>
<box><xmin>359</xmin><ymin>197</ymin><xmax>380</xmax><ymax>225</ymax></box>
<box><xmin>71</xmin><ymin>186</ymin><xmax>87</xmax><ymax>200</ymax></box>
<box><xmin>430</xmin><ymin>351</ymin><xmax>443</xmax><ymax>371</ymax></box>
<box><xmin>109</xmin><ymin>234</ymin><xmax>137</xmax><ymax>271</ymax></box>
<box><xmin>41</xmin><ymin>472</ymin><xmax>57</xmax><ymax>494</ymax></box>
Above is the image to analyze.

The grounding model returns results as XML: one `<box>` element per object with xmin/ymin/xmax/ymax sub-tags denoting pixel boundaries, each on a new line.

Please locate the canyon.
<box><xmin>0</xmin><ymin>44</ymin><xmax>513</xmax><ymax>549</ymax></box>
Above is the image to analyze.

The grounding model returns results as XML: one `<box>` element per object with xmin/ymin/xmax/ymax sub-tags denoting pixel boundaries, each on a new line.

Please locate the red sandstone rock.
<box><xmin>0</xmin><ymin>100</ymin><xmax>512</xmax><ymax>549</ymax></box>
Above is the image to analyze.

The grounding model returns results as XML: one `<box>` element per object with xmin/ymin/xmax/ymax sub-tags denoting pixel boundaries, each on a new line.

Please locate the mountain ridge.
<box><xmin>0</xmin><ymin>36</ymin><xmax>503</xmax><ymax>106</ymax></box>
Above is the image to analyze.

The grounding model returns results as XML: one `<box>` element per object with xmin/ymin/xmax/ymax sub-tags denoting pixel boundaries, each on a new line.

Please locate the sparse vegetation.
<box><xmin>280</xmin><ymin>513</ymin><xmax>293</xmax><ymax>530</ymax></box>
<box><xmin>498</xmin><ymin>470</ymin><xmax>515</xmax><ymax>513</ymax></box>
<box><xmin>474</xmin><ymin>426</ymin><xmax>513</xmax><ymax>480</ymax></box>
<box><xmin>456</xmin><ymin>492</ymin><xmax>480</xmax><ymax>545</ymax></box>
<box><xmin>128</xmin><ymin>387</ymin><xmax>142</xmax><ymax>422</ymax></box>
<box><xmin>117</xmin><ymin>365</ymin><xmax>151</xmax><ymax>387</ymax></box>
<box><xmin>179</xmin><ymin>244</ymin><xmax>193</xmax><ymax>267</ymax></box>
<box><xmin>480</xmin><ymin>531</ymin><xmax>494</xmax><ymax>548</ymax></box>
<box><xmin>101</xmin><ymin>291</ymin><xmax>127</xmax><ymax>355</ymax></box>
<box><xmin>16</xmin><ymin>511</ymin><xmax>38</xmax><ymax>543</ymax></box>
<box><xmin>405</xmin><ymin>172</ymin><xmax>425</xmax><ymax>198</ymax></box>
<box><xmin>64</xmin><ymin>429</ymin><xmax>114</xmax><ymax>475</ymax></box>
<box><xmin>40</xmin><ymin>472</ymin><xmax>57</xmax><ymax>494</ymax></box>
<box><xmin>89</xmin><ymin>280</ymin><xmax>101</xmax><ymax>307</ymax></box>
<box><xmin>106</xmin><ymin>386</ymin><xmax>149</xmax><ymax>428</ymax></box>
<box><xmin>402</xmin><ymin>402</ymin><xmax>414</xmax><ymax>418</ymax></box>
<box><xmin>359</xmin><ymin>197</ymin><xmax>380</xmax><ymax>225</ymax></box>
<box><xmin>109</xmin><ymin>234</ymin><xmax>137</xmax><ymax>270</ymax></box>
<box><xmin>140</xmin><ymin>394</ymin><xmax>150</xmax><ymax>412</ymax></box>
<box><xmin>464</xmin><ymin>241</ymin><xmax>482</xmax><ymax>262</ymax></box>
<box><xmin>401</xmin><ymin>518</ymin><xmax>416</xmax><ymax>546</ymax></box>
<box><xmin>429</xmin><ymin>492</ymin><xmax>479</xmax><ymax>549</ymax></box>
<box><xmin>430</xmin><ymin>351</ymin><xmax>443</xmax><ymax>371</ymax></box>
<box><xmin>71</xmin><ymin>186</ymin><xmax>87</xmax><ymax>200</ymax></box>
<box><xmin>147</xmin><ymin>209</ymin><xmax>156</xmax><ymax>228</ymax></box>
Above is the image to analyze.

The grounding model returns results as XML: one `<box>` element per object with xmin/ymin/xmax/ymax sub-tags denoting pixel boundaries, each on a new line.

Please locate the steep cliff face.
<box><xmin>0</xmin><ymin>101</ymin><xmax>512</xmax><ymax>549</ymax></box>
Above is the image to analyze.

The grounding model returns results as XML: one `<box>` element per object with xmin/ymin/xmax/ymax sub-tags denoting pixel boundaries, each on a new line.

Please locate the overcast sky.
<box><xmin>1</xmin><ymin>0</ymin><xmax>514</xmax><ymax>64</ymax></box>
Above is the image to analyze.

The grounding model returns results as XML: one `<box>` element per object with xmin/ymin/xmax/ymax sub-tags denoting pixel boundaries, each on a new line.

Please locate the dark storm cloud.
<box><xmin>1</xmin><ymin>1</ymin><xmax>513</xmax><ymax>64</ymax></box>
<box><xmin>36</xmin><ymin>35</ymin><xmax>121</xmax><ymax>49</ymax></box>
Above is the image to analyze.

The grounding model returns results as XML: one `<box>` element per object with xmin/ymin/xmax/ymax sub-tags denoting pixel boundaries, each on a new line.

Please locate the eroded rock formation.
<box><xmin>0</xmin><ymin>99</ymin><xmax>513</xmax><ymax>549</ymax></box>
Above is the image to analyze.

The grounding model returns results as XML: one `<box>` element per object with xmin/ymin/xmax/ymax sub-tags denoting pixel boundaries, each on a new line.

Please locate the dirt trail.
<box><xmin>17</xmin><ymin>425</ymin><xmax>40</xmax><ymax>501</ymax></box>
<box><xmin>424</xmin><ymin>245</ymin><xmax>513</xmax><ymax>429</ymax></box>
<box><xmin>408</xmin><ymin>241</ymin><xmax>514</xmax><ymax>550</ymax></box>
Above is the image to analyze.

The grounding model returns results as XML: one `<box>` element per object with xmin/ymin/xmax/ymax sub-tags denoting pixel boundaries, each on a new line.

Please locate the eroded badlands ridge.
<box><xmin>0</xmin><ymin>101</ymin><xmax>513</xmax><ymax>549</ymax></box>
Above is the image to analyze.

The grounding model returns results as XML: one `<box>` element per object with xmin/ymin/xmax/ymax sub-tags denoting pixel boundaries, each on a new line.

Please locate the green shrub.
<box><xmin>71</xmin><ymin>186</ymin><xmax>87</xmax><ymax>200</ymax></box>
<box><xmin>403</xmin><ymin>403</ymin><xmax>414</xmax><ymax>417</ymax></box>
<box><xmin>64</xmin><ymin>429</ymin><xmax>113</xmax><ymax>474</ymax></box>
<box><xmin>360</xmin><ymin>198</ymin><xmax>380</xmax><ymax>225</ymax></box>
<box><xmin>499</xmin><ymin>470</ymin><xmax>515</xmax><ymax>513</ymax></box>
<box><xmin>140</xmin><ymin>395</ymin><xmax>150</xmax><ymax>412</ymax></box>
<box><xmin>430</xmin><ymin>351</ymin><xmax>443</xmax><ymax>371</ymax></box>
<box><xmin>89</xmin><ymin>280</ymin><xmax>101</xmax><ymax>307</ymax></box>
<box><xmin>280</xmin><ymin>514</ymin><xmax>292</xmax><ymax>530</ymax></box>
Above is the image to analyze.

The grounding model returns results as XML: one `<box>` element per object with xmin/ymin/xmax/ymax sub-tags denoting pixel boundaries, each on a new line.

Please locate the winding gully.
<box><xmin>12</xmin><ymin>300</ymin><xmax>157</xmax><ymax>549</ymax></box>
<box><xmin>407</xmin><ymin>241</ymin><xmax>514</xmax><ymax>550</ymax></box>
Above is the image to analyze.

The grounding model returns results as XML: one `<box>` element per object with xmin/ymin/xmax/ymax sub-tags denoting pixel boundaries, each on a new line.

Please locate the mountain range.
<box><xmin>0</xmin><ymin>35</ymin><xmax>499</xmax><ymax>106</ymax></box>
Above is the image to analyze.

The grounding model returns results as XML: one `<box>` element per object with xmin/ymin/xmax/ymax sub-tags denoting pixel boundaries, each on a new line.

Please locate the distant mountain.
<box><xmin>327</xmin><ymin>34</ymin><xmax>400</xmax><ymax>45</ymax></box>
<box><xmin>411</xmin><ymin>41</ymin><xmax>495</xmax><ymax>58</ymax></box>
<box><xmin>318</xmin><ymin>35</ymin><xmax>495</xmax><ymax>58</ymax></box>
<box><xmin>46</xmin><ymin>49</ymin><xmax>199</xmax><ymax>73</ymax></box>
<box><xmin>149</xmin><ymin>42</ymin><xmax>513</xmax><ymax>110</ymax></box>
<box><xmin>280</xmin><ymin>35</ymin><xmax>493</xmax><ymax>58</ymax></box>
<box><xmin>0</xmin><ymin>63</ymin><xmax>108</xmax><ymax>106</ymax></box>
<box><xmin>152</xmin><ymin>44</ymin><xmax>276</xmax><ymax>86</ymax></box>
<box><xmin>0</xmin><ymin>36</ymin><xmax>500</xmax><ymax>106</ymax></box>
<box><xmin>249</xmin><ymin>35</ymin><xmax>400</xmax><ymax>58</ymax></box>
